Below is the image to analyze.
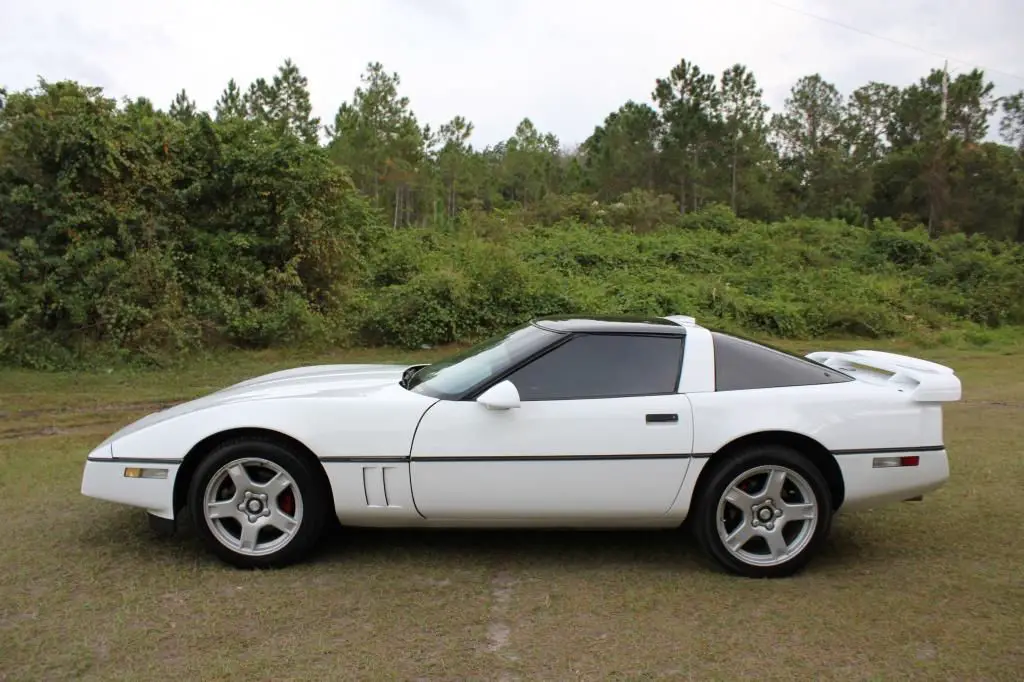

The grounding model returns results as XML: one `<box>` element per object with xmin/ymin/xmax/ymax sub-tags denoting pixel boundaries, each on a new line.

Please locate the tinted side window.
<box><xmin>505</xmin><ymin>334</ymin><xmax>684</xmax><ymax>400</ymax></box>
<box><xmin>712</xmin><ymin>332</ymin><xmax>853</xmax><ymax>391</ymax></box>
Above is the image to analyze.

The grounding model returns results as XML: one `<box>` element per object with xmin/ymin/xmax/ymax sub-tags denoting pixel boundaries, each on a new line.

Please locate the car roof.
<box><xmin>530</xmin><ymin>315</ymin><xmax>689</xmax><ymax>335</ymax></box>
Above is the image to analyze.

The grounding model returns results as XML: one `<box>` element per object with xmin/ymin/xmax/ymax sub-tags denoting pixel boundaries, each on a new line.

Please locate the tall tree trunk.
<box><xmin>927</xmin><ymin>196</ymin><xmax>937</xmax><ymax>236</ymax></box>
<box><xmin>1017</xmin><ymin>155</ymin><xmax>1024</xmax><ymax>242</ymax></box>
<box><xmin>692</xmin><ymin>146</ymin><xmax>700</xmax><ymax>212</ymax></box>
<box><xmin>926</xmin><ymin>143</ymin><xmax>947</xmax><ymax>237</ymax></box>
<box><xmin>731</xmin><ymin>131</ymin><xmax>739</xmax><ymax>213</ymax></box>
<box><xmin>393</xmin><ymin>184</ymin><xmax>400</xmax><ymax>228</ymax></box>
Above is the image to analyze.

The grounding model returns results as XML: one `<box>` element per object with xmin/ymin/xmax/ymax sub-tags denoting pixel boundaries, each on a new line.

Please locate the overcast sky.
<box><xmin>2</xmin><ymin>0</ymin><xmax>1022</xmax><ymax>147</ymax></box>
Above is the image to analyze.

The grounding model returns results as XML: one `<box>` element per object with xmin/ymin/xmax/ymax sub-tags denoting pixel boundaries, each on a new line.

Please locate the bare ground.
<box><xmin>1</xmin><ymin>342</ymin><xmax>1022</xmax><ymax>680</ymax></box>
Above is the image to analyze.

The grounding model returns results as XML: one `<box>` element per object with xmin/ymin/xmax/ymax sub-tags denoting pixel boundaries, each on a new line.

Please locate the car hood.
<box><xmin>219</xmin><ymin>363</ymin><xmax>407</xmax><ymax>397</ymax></box>
<box><xmin>100</xmin><ymin>363</ymin><xmax>410</xmax><ymax>446</ymax></box>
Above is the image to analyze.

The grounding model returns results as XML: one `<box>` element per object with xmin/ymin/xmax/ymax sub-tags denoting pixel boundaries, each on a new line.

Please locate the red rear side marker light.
<box><xmin>872</xmin><ymin>455</ymin><xmax>921</xmax><ymax>468</ymax></box>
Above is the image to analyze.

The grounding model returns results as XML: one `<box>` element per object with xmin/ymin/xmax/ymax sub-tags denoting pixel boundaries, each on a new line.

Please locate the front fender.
<box><xmin>103</xmin><ymin>390</ymin><xmax>438</xmax><ymax>463</ymax></box>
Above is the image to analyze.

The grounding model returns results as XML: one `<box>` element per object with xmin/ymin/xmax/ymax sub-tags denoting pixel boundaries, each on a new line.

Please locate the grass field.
<box><xmin>1</xmin><ymin>340</ymin><xmax>1022</xmax><ymax>681</ymax></box>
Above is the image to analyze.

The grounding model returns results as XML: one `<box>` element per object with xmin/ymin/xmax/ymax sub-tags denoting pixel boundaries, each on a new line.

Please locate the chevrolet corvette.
<box><xmin>80</xmin><ymin>315</ymin><xmax>961</xmax><ymax>578</ymax></box>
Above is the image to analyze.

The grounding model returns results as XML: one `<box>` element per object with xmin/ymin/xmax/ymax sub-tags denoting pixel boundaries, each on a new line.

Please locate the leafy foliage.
<box><xmin>1</xmin><ymin>59</ymin><xmax>1023</xmax><ymax>368</ymax></box>
<box><xmin>0</xmin><ymin>77</ymin><xmax>376</xmax><ymax>367</ymax></box>
<box><xmin>338</xmin><ymin>209</ymin><xmax>1024</xmax><ymax>350</ymax></box>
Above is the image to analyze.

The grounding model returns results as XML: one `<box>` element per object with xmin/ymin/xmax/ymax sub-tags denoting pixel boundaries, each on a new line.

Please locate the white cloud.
<box><xmin>2</xmin><ymin>0</ymin><xmax>1021</xmax><ymax>147</ymax></box>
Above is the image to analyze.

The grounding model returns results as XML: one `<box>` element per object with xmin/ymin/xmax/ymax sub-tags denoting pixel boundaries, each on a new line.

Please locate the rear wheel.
<box><xmin>187</xmin><ymin>438</ymin><xmax>329</xmax><ymax>569</ymax></box>
<box><xmin>692</xmin><ymin>444</ymin><xmax>833</xmax><ymax>578</ymax></box>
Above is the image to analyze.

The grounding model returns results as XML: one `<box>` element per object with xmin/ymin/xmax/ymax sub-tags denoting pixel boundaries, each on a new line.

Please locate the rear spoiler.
<box><xmin>805</xmin><ymin>350</ymin><xmax>962</xmax><ymax>402</ymax></box>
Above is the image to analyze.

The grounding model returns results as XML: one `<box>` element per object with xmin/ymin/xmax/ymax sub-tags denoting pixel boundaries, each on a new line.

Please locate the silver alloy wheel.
<box><xmin>715</xmin><ymin>464</ymin><xmax>818</xmax><ymax>567</ymax></box>
<box><xmin>202</xmin><ymin>456</ymin><xmax>304</xmax><ymax>557</ymax></box>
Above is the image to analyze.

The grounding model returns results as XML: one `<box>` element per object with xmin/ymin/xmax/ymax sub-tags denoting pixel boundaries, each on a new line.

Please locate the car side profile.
<box><xmin>80</xmin><ymin>315</ymin><xmax>961</xmax><ymax>578</ymax></box>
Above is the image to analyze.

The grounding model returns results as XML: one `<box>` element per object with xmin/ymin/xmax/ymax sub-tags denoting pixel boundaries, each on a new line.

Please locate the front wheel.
<box><xmin>692</xmin><ymin>445</ymin><xmax>833</xmax><ymax>578</ymax></box>
<box><xmin>187</xmin><ymin>438</ymin><xmax>329</xmax><ymax>569</ymax></box>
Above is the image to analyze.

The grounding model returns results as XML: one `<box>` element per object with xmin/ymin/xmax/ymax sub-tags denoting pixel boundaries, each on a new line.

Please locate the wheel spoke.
<box><xmin>238</xmin><ymin>521</ymin><xmax>260</xmax><ymax>550</ymax></box>
<box><xmin>763</xmin><ymin>468</ymin><xmax>786</xmax><ymax>500</ymax></box>
<box><xmin>724</xmin><ymin>521</ymin><xmax>756</xmax><ymax>552</ymax></box>
<box><xmin>725</xmin><ymin>486</ymin><xmax>758</xmax><ymax>508</ymax></box>
<box><xmin>268</xmin><ymin>509</ymin><xmax>298</xmax><ymax>536</ymax></box>
<box><xmin>259</xmin><ymin>471</ymin><xmax>291</xmax><ymax>498</ymax></box>
<box><xmin>763</xmin><ymin>527</ymin><xmax>789</xmax><ymax>559</ymax></box>
<box><xmin>227</xmin><ymin>464</ymin><xmax>253</xmax><ymax>491</ymax></box>
<box><xmin>207</xmin><ymin>499</ymin><xmax>241</xmax><ymax>521</ymax></box>
<box><xmin>781</xmin><ymin>501</ymin><xmax>816</xmax><ymax>521</ymax></box>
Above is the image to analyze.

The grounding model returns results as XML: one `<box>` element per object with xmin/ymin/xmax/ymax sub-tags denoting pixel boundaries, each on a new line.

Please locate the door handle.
<box><xmin>646</xmin><ymin>413</ymin><xmax>678</xmax><ymax>423</ymax></box>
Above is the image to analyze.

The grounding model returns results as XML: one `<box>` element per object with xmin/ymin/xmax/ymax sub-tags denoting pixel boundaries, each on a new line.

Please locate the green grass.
<box><xmin>1</xmin><ymin>342</ymin><xmax>1023</xmax><ymax>680</ymax></box>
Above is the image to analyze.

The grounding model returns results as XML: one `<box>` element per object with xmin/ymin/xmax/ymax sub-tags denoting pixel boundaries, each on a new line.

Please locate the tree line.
<box><xmin>124</xmin><ymin>57</ymin><xmax>1024</xmax><ymax>240</ymax></box>
<box><xmin>1</xmin><ymin>57</ymin><xmax>1023</xmax><ymax>367</ymax></box>
<box><xmin>6</xmin><ymin>56</ymin><xmax>1024</xmax><ymax>239</ymax></box>
<box><xmin>236</xmin><ymin>58</ymin><xmax>1024</xmax><ymax>239</ymax></box>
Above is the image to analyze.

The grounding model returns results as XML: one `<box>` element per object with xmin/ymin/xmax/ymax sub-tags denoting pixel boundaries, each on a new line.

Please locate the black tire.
<box><xmin>691</xmin><ymin>444</ymin><xmax>833</xmax><ymax>578</ymax></box>
<box><xmin>187</xmin><ymin>437</ymin><xmax>330</xmax><ymax>569</ymax></box>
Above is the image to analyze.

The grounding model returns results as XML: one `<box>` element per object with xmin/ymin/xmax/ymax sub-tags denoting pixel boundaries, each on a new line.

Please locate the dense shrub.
<box><xmin>0</xmin><ymin>81</ymin><xmax>377</xmax><ymax>367</ymax></box>
<box><xmin>345</xmin><ymin>211</ymin><xmax>1024</xmax><ymax>348</ymax></box>
<box><xmin>2</xmin><ymin>82</ymin><xmax>1023</xmax><ymax>368</ymax></box>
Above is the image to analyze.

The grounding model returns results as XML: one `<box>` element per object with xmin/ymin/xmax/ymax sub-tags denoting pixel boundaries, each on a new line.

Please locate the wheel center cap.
<box><xmin>247</xmin><ymin>499</ymin><xmax>263</xmax><ymax>514</ymax></box>
<box><xmin>758</xmin><ymin>508</ymin><xmax>772</xmax><ymax>521</ymax></box>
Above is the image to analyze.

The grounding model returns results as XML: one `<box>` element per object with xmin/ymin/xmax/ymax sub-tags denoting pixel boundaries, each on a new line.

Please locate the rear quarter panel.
<box><xmin>686</xmin><ymin>380</ymin><xmax>944</xmax><ymax>454</ymax></box>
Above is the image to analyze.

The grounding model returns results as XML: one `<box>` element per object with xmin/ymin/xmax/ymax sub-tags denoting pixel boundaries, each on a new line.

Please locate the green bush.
<box><xmin>347</xmin><ymin>207</ymin><xmax>1024</xmax><ymax>350</ymax></box>
<box><xmin>2</xmin><ymin>81</ymin><xmax>1023</xmax><ymax>367</ymax></box>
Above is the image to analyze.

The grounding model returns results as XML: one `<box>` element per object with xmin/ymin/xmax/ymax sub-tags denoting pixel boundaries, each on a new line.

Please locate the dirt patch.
<box><xmin>0</xmin><ymin>422</ymin><xmax>112</xmax><ymax>441</ymax></box>
<box><xmin>0</xmin><ymin>400</ymin><xmax>176</xmax><ymax>422</ymax></box>
<box><xmin>0</xmin><ymin>400</ymin><xmax>176</xmax><ymax>442</ymax></box>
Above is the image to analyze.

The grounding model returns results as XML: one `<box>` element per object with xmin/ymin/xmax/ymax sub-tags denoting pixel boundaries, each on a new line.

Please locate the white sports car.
<box><xmin>81</xmin><ymin>315</ymin><xmax>961</xmax><ymax>578</ymax></box>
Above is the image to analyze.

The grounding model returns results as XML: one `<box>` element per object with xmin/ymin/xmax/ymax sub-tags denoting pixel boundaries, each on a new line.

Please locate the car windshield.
<box><xmin>407</xmin><ymin>324</ymin><xmax>560</xmax><ymax>400</ymax></box>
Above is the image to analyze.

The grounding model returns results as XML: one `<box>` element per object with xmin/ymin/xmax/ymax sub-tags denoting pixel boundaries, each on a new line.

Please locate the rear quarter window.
<box><xmin>711</xmin><ymin>332</ymin><xmax>854</xmax><ymax>391</ymax></box>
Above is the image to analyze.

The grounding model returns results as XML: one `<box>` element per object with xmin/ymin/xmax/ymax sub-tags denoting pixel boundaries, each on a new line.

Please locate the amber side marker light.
<box><xmin>872</xmin><ymin>455</ymin><xmax>920</xmax><ymax>468</ymax></box>
<box><xmin>123</xmin><ymin>467</ymin><xmax>168</xmax><ymax>479</ymax></box>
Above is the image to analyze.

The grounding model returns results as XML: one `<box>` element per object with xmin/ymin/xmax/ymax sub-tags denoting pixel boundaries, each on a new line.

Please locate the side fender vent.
<box><xmin>362</xmin><ymin>466</ymin><xmax>402</xmax><ymax>508</ymax></box>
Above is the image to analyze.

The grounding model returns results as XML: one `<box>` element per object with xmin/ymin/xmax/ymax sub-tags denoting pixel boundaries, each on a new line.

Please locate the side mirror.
<box><xmin>476</xmin><ymin>380</ymin><xmax>521</xmax><ymax>410</ymax></box>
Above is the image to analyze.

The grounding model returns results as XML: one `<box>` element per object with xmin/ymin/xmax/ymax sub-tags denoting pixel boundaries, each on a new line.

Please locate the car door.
<box><xmin>409</xmin><ymin>333</ymin><xmax>695</xmax><ymax>522</ymax></box>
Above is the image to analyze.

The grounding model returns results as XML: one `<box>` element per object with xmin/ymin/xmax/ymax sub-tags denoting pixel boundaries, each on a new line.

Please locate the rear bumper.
<box><xmin>81</xmin><ymin>458</ymin><xmax>180</xmax><ymax>520</ymax></box>
<box><xmin>836</xmin><ymin>448</ymin><xmax>950</xmax><ymax>513</ymax></box>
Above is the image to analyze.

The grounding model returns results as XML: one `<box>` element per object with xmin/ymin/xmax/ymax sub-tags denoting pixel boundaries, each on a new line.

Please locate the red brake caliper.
<box><xmin>279</xmin><ymin>490</ymin><xmax>295</xmax><ymax>515</ymax></box>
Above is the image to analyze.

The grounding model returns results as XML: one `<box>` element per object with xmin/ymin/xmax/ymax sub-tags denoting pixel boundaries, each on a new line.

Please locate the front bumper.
<box><xmin>836</xmin><ymin>448</ymin><xmax>950</xmax><ymax>513</ymax></box>
<box><xmin>81</xmin><ymin>458</ymin><xmax>180</xmax><ymax>520</ymax></box>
